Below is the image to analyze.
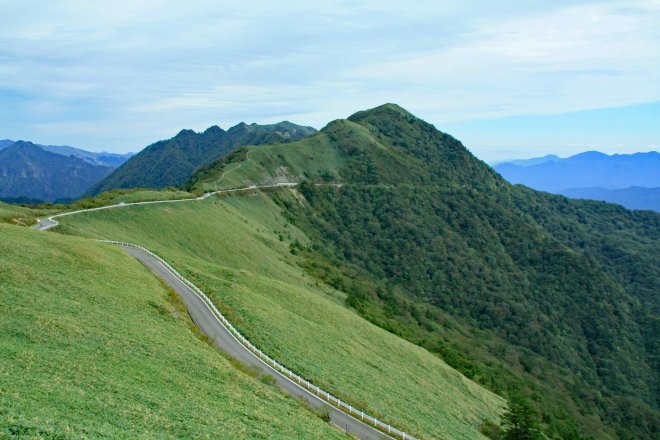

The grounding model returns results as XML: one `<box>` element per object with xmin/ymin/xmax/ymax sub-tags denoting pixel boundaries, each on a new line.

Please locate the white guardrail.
<box><xmin>98</xmin><ymin>240</ymin><xmax>417</xmax><ymax>440</ymax></box>
<box><xmin>39</xmin><ymin>183</ymin><xmax>301</xmax><ymax>229</ymax></box>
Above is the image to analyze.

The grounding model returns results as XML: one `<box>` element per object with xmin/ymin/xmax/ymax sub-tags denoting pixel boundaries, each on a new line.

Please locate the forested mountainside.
<box><xmin>88</xmin><ymin>121</ymin><xmax>316</xmax><ymax>195</ymax></box>
<box><xmin>0</xmin><ymin>141</ymin><xmax>114</xmax><ymax>202</ymax></box>
<box><xmin>192</xmin><ymin>104</ymin><xmax>659</xmax><ymax>439</ymax></box>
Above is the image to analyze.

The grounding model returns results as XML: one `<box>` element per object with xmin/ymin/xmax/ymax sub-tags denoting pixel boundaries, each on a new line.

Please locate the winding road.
<box><xmin>33</xmin><ymin>184</ymin><xmax>413</xmax><ymax>440</ymax></box>
<box><xmin>125</xmin><ymin>245</ymin><xmax>393</xmax><ymax>440</ymax></box>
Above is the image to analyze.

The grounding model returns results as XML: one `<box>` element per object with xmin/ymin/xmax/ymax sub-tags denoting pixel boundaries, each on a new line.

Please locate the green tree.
<box><xmin>502</xmin><ymin>393</ymin><xmax>542</xmax><ymax>440</ymax></box>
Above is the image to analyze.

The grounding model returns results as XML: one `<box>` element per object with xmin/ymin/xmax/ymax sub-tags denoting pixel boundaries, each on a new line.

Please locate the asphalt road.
<box><xmin>123</xmin><ymin>246</ymin><xmax>394</xmax><ymax>440</ymax></box>
<box><xmin>32</xmin><ymin>183</ymin><xmax>299</xmax><ymax>232</ymax></box>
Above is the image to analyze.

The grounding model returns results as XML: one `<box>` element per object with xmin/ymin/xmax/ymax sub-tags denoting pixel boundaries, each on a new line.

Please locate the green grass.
<box><xmin>0</xmin><ymin>201</ymin><xmax>56</xmax><ymax>226</ymax></box>
<box><xmin>57</xmin><ymin>190</ymin><xmax>505</xmax><ymax>440</ymax></box>
<box><xmin>112</xmin><ymin>189</ymin><xmax>194</xmax><ymax>203</ymax></box>
<box><xmin>0</xmin><ymin>223</ymin><xmax>348</xmax><ymax>439</ymax></box>
<box><xmin>70</xmin><ymin>188</ymin><xmax>197</xmax><ymax>210</ymax></box>
<box><xmin>198</xmin><ymin>133</ymin><xmax>345</xmax><ymax>191</ymax></box>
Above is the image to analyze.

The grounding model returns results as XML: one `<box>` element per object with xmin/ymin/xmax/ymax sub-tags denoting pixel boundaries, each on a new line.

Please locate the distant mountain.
<box><xmin>558</xmin><ymin>186</ymin><xmax>660</xmax><ymax>212</ymax></box>
<box><xmin>0</xmin><ymin>139</ymin><xmax>132</xmax><ymax>167</ymax></box>
<box><xmin>494</xmin><ymin>151</ymin><xmax>660</xmax><ymax>192</ymax></box>
<box><xmin>0</xmin><ymin>141</ymin><xmax>114</xmax><ymax>202</ymax></box>
<box><xmin>87</xmin><ymin>121</ymin><xmax>316</xmax><ymax>195</ymax></box>
<box><xmin>493</xmin><ymin>151</ymin><xmax>660</xmax><ymax>211</ymax></box>
<box><xmin>0</xmin><ymin>139</ymin><xmax>15</xmax><ymax>150</ymax></box>
<box><xmin>491</xmin><ymin>154</ymin><xmax>560</xmax><ymax>167</ymax></box>
<box><xmin>37</xmin><ymin>144</ymin><xmax>133</xmax><ymax>167</ymax></box>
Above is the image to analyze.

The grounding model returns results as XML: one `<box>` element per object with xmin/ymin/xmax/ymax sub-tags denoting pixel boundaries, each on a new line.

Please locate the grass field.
<box><xmin>0</xmin><ymin>223</ymin><xmax>348</xmax><ymax>439</ymax></box>
<box><xmin>199</xmin><ymin>133</ymin><xmax>346</xmax><ymax>191</ymax></box>
<box><xmin>57</xmin><ymin>190</ymin><xmax>505</xmax><ymax>440</ymax></box>
<box><xmin>0</xmin><ymin>202</ymin><xmax>57</xmax><ymax>226</ymax></box>
<box><xmin>70</xmin><ymin>188</ymin><xmax>197</xmax><ymax>210</ymax></box>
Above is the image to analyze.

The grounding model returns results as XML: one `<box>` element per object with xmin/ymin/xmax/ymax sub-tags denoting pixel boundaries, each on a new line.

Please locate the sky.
<box><xmin>0</xmin><ymin>0</ymin><xmax>658</xmax><ymax>161</ymax></box>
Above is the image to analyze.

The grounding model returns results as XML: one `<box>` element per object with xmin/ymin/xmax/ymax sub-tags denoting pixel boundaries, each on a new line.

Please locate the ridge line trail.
<box><xmin>215</xmin><ymin>142</ymin><xmax>295</xmax><ymax>187</ymax></box>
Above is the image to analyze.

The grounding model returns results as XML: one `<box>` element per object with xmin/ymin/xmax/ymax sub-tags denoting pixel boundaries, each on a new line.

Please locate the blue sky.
<box><xmin>0</xmin><ymin>0</ymin><xmax>658</xmax><ymax>161</ymax></box>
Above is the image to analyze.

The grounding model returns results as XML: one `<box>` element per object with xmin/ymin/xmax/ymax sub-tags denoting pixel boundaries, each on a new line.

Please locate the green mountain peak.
<box><xmin>189</xmin><ymin>105</ymin><xmax>659</xmax><ymax>439</ymax></box>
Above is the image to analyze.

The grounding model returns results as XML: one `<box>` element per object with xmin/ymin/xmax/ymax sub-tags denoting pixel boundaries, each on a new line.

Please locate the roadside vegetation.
<box><xmin>0</xmin><ymin>201</ymin><xmax>57</xmax><ymax>226</ymax></box>
<box><xmin>26</xmin><ymin>103</ymin><xmax>657</xmax><ymax>438</ymax></box>
<box><xmin>0</xmin><ymin>223</ymin><xmax>348</xmax><ymax>439</ymax></box>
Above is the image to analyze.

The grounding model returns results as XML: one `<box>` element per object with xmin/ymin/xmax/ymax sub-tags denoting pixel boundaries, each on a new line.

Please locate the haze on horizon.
<box><xmin>1</xmin><ymin>0</ymin><xmax>659</xmax><ymax>162</ymax></box>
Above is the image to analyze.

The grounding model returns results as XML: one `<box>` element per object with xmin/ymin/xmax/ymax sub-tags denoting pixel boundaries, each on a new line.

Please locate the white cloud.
<box><xmin>352</xmin><ymin>0</ymin><xmax>660</xmax><ymax>122</ymax></box>
<box><xmin>0</xmin><ymin>0</ymin><xmax>658</xmax><ymax>153</ymax></box>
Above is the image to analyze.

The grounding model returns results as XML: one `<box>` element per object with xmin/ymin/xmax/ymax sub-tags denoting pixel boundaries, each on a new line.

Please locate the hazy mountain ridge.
<box><xmin>0</xmin><ymin>139</ymin><xmax>15</xmax><ymax>149</ymax></box>
<box><xmin>0</xmin><ymin>141</ymin><xmax>115</xmax><ymax>202</ymax></box>
<box><xmin>559</xmin><ymin>186</ymin><xmax>660</xmax><ymax>212</ymax></box>
<box><xmin>0</xmin><ymin>139</ymin><xmax>132</xmax><ymax>167</ymax></box>
<box><xmin>87</xmin><ymin>121</ymin><xmax>316</xmax><ymax>195</ymax></box>
<box><xmin>494</xmin><ymin>151</ymin><xmax>660</xmax><ymax>191</ymax></box>
<box><xmin>494</xmin><ymin>151</ymin><xmax>660</xmax><ymax>211</ymax></box>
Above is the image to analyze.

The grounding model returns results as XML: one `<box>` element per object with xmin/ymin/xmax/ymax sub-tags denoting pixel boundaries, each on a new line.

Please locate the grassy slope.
<box><xmin>69</xmin><ymin>188</ymin><xmax>197</xmax><ymax>210</ymax></box>
<box><xmin>56</xmin><ymin>192</ymin><xmax>504</xmax><ymax>440</ymax></box>
<box><xmin>0</xmin><ymin>201</ymin><xmax>56</xmax><ymax>226</ymax></box>
<box><xmin>195</xmin><ymin>131</ymin><xmax>345</xmax><ymax>191</ymax></box>
<box><xmin>0</xmin><ymin>223</ymin><xmax>346</xmax><ymax>439</ymax></box>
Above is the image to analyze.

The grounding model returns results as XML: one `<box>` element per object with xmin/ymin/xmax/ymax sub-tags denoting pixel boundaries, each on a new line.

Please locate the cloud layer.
<box><xmin>1</xmin><ymin>0</ymin><xmax>658</xmax><ymax>157</ymax></box>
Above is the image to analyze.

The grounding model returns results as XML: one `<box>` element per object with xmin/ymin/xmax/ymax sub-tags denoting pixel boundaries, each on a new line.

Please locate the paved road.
<box><xmin>124</xmin><ymin>246</ymin><xmax>393</xmax><ymax>440</ymax></box>
<box><xmin>32</xmin><ymin>183</ymin><xmax>299</xmax><ymax>232</ymax></box>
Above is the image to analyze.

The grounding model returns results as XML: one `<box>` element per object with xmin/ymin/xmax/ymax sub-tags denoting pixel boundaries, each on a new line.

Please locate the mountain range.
<box><xmin>0</xmin><ymin>121</ymin><xmax>316</xmax><ymax>203</ymax></box>
<box><xmin>0</xmin><ymin>141</ymin><xmax>125</xmax><ymax>203</ymax></box>
<box><xmin>86</xmin><ymin>121</ymin><xmax>317</xmax><ymax>195</ymax></box>
<box><xmin>494</xmin><ymin>151</ymin><xmax>660</xmax><ymax>211</ymax></box>
<box><xmin>0</xmin><ymin>139</ymin><xmax>132</xmax><ymax>167</ymax></box>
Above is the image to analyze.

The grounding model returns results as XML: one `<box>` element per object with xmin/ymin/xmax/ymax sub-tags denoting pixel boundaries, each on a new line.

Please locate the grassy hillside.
<box><xmin>0</xmin><ymin>223</ymin><xmax>347</xmax><ymax>439</ymax></box>
<box><xmin>189</xmin><ymin>104</ymin><xmax>659</xmax><ymax>439</ymax></box>
<box><xmin>89</xmin><ymin>122</ymin><xmax>316</xmax><ymax>195</ymax></box>
<box><xmin>69</xmin><ymin>188</ymin><xmax>197</xmax><ymax>210</ymax></box>
<box><xmin>0</xmin><ymin>201</ymin><xmax>57</xmax><ymax>226</ymax></box>
<box><xmin>56</xmin><ymin>192</ymin><xmax>505</xmax><ymax>440</ymax></box>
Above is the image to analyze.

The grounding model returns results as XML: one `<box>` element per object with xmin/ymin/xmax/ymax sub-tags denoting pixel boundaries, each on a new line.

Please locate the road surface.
<box><xmin>32</xmin><ymin>183</ymin><xmax>299</xmax><ymax>232</ymax></box>
<box><xmin>124</xmin><ymin>245</ymin><xmax>393</xmax><ymax>440</ymax></box>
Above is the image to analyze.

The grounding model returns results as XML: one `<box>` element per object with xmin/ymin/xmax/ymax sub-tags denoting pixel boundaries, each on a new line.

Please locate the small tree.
<box><xmin>502</xmin><ymin>393</ymin><xmax>542</xmax><ymax>440</ymax></box>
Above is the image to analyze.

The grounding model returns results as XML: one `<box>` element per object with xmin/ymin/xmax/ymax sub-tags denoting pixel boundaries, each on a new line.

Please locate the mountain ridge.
<box><xmin>87</xmin><ymin>121</ymin><xmax>316</xmax><ymax>195</ymax></box>
<box><xmin>494</xmin><ymin>150</ymin><xmax>660</xmax><ymax>191</ymax></box>
<box><xmin>558</xmin><ymin>186</ymin><xmax>660</xmax><ymax>212</ymax></box>
<box><xmin>494</xmin><ymin>150</ymin><xmax>660</xmax><ymax>211</ymax></box>
<box><xmin>0</xmin><ymin>139</ymin><xmax>132</xmax><ymax>167</ymax></box>
<box><xmin>0</xmin><ymin>141</ymin><xmax>115</xmax><ymax>202</ymax></box>
<box><xmin>189</xmin><ymin>103</ymin><xmax>658</xmax><ymax>439</ymax></box>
